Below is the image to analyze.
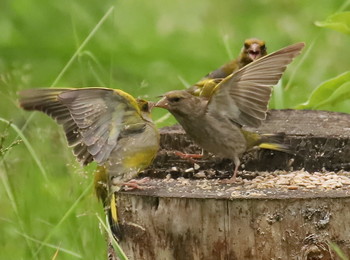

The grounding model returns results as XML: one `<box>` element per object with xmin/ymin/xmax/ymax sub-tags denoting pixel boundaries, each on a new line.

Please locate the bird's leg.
<box><xmin>224</xmin><ymin>164</ymin><xmax>239</xmax><ymax>184</ymax></box>
<box><xmin>122</xmin><ymin>182</ymin><xmax>142</xmax><ymax>190</ymax></box>
<box><xmin>174</xmin><ymin>151</ymin><xmax>204</xmax><ymax>159</ymax></box>
<box><xmin>220</xmin><ymin>157</ymin><xmax>240</xmax><ymax>184</ymax></box>
<box><xmin>122</xmin><ymin>177</ymin><xmax>150</xmax><ymax>190</ymax></box>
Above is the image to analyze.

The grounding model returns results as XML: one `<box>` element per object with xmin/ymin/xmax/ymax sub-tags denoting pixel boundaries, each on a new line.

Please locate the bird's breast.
<box><xmin>177</xmin><ymin>114</ymin><xmax>247</xmax><ymax>159</ymax></box>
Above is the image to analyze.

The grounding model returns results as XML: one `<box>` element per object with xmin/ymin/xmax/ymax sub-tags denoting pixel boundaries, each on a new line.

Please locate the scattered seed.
<box><xmin>185</xmin><ymin>167</ymin><xmax>194</xmax><ymax>173</ymax></box>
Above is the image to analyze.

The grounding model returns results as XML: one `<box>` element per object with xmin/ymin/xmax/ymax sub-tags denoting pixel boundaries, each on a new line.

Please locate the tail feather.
<box><xmin>108</xmin><ymin>193</ymin><xmax>123</xmax><ymax>241</ymax></box>
<box><xmin>258</xmin><ymin>132</ymin><xmax>293</xmax><ymax>154</ymax></box>
<box><xmin>258</xmin><ymin>142</ymin><xmax>290</xmax><ymax>153</ymax></box>
<box><xmin>94</xmin><ymin>166</ymin><xmax>123</xmax><ymax>241</ymax></box>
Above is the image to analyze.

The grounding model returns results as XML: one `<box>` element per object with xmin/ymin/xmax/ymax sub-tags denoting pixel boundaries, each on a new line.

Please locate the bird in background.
<box><xmin>188</xmin><ymin>38</ymin><xmax>267</xmax><ymax>98</ymax></box>
<box><xmin>156</xmin><ymin>42</ymin><xmax>305</xmax><ymax>183</ymax></box>
<box><xmin>19</xmin><ymin>88</ymin><xmax>160</xmax><ymax>239</ymax></box>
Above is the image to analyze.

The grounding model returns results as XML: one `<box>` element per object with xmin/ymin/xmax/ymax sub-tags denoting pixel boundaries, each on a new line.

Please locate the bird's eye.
<box><xmin>169</xmin><ymin>97</ymin><xmax>181</xmax><ymax>103</ymax></box>
<box><xmin>142</xmin><ymin>103</ymin><xmax>149</xmax><ymax>111</ymax></box>
<box><xmin>261</xmin><ymin>44</ymin><xmax>266</xmax><ymax>50</ymax></box>
<box><xmin>244</xmin><ymin>43</ymin><xmax>250</xmax><ymax>49</ymax></box>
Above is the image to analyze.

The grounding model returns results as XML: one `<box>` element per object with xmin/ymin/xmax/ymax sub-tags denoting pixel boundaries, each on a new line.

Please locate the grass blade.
<box><xmin>18</xmin><ymin>6</ymin><xmax>115</xmax><ymax>135</ymax></box>
<box><xmin>96</xmin><ymin>214</ymin><xmax>129</xmax><ymax>260</ymax></box>
<box><xmin>51</xmin><ymin>6</ymin><xmax>115</xmax><ymax>87</ymax></box>
<box><xmin>0</xmin><ymin>118</ymin><xmax>49</xmax><ymax>182</ymax></box>
<box><xmin>34</xmin><ymin>181</ymin><xmax>93</xmax><ymax>256</ymax></box>
<box><xmin>0</xmin><ymin>165</ymin><xmax>38</xmax><ymax>259</ymax></box>
<box><xmin>17</xmin><ymin>232</ymin><xmax>82</xmax><ymax>259</ymax></box>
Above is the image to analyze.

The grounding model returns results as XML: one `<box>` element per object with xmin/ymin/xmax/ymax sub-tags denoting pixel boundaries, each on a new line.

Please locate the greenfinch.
<box><xmin>156</xmin><ymin>43</ymin><xmax>304</xmax><ymax>182</ymax></box>
<box><xmin>19</xmin><ymin>88</ymin><xmax>160</xmax><ymax>239</ymax></box>
<box><xmin>189</xmin><ymin>38</ymin><xmax>267</xmax><ymax>97</ymax></box>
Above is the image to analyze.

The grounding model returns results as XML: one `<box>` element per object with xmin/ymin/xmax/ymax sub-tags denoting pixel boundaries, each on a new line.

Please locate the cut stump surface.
<box><xmin>116</xmin><ymin>110</ymin><xmax>350</xmax><ymax>260</ymax></box>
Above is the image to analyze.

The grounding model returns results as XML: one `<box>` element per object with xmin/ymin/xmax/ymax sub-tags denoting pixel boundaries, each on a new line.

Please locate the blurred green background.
<box><xmin>0</xmin><ymin>0</ymin><xmax>349</xmax><ymax>259</ymax></box>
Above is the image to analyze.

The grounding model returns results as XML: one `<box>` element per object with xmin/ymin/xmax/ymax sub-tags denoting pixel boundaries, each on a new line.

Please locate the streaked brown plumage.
<box><xmin>156</xmin><ymin>43</ymin><xmax>304</xmax><ymax>182</ymax></box>
<box><xmin>188</xmin><ymin>38</ymin><xmax>267</xmax><ymax>97</ymax></box>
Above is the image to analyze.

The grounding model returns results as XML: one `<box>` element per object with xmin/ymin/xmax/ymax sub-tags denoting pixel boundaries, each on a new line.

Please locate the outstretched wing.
<box><xmin>19</xmin><ymin>88</ymin><xmax>145</xmax><ymax>165</ymax></box>
<box><xmin>19</xmin><ymin>88</ymin><xmax>94</xmax><ymax>164</ymax></box>
<box><xmin>207</xmin><ymin>42</ymin><xmax>305</xmax><ymax>127</ymax></box>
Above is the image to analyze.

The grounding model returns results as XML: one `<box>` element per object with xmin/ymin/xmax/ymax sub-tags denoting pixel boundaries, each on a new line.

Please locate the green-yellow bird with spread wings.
<box><xmin>19</xmin><ymin>88</ymin><xmax>160</xmax><ymax>239</ymax></box>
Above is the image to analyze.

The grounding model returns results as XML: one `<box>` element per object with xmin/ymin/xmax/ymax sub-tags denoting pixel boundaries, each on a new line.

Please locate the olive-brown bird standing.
<box><xmin>156</xmin><ymin>43</ymin><xmax>304</xmax><ymax>182</ymax></box>
<box><xmin>188</xmin><ymin>38</ymin><xmax>267</xmax><ymax>97</ymax></box>
<box><xmin>19</xmin><ymin>88</ymin><xmax>160</xmax><ymax>239</ymax></box>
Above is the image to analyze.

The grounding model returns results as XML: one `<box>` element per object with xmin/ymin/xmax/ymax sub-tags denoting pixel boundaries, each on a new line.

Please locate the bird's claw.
<box><xmin>219</xmin><ymin>177</ymin><xmax>237</xmax><ymax>184</ymax></box>
<box><xmin>174</xmin><ymin>151</ymin><xmax>203</xmax><ymax>164</ymax></box>
<box><xmin>122</xmin><ymin>177</ymin><xmax>151</xmax><ymax>191</ymax></box>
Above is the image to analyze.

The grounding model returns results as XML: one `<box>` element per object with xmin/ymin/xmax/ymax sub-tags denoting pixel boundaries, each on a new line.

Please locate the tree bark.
<box><xmin>115</xmin><ymin>110</ymin><xmax>350</xmax><ymax>260</ymax></box>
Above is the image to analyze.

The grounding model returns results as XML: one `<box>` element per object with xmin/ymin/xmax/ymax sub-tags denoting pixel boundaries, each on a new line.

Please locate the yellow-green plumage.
<box><xmin>123</xmin><ymin>148</ymin><xmax>159</xmax><ymax>168</ymax></box>
<box><xmin>94</xmin><ymin>166</ymin><xmax>120</xmax><ymax>238</ymax></box>
<box><xmin>94</xmin><ymin>165</ymin><xmax>109</xmax><ymax>204</ymax></box>
<box><xmin>241</xmin><ymin>130</ymin><xmax>289</xmax><ymax>152</ymax></box>
<box><xmin>188</xmin><ymin>38</ymin><xmax>268</xmax><ymax>98</ymax></box>
<box><xmin>19</xmin><ymin>87</ymin><xmax>160</xmax><ymax>240</ymax></box>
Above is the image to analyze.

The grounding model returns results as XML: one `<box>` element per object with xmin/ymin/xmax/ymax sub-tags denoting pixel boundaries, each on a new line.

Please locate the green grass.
<box><xmin>1</xmin><ymin>0</ymin><xmax>350</xmax><ymax>259</ymax></box>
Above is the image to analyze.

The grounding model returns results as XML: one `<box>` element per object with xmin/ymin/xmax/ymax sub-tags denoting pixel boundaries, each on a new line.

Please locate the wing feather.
<box><xmin>208</xmin><ymin>42</ymin><xmax>305</xmax><ymax>127</ymax></box>
<box><xmin>58</xmin><ymin>88</ymin><xmax>144</xmax><ymax>164</ymax></box>
<box><xmin>19</xmin><ymin>88</ymin><xmax>92</xmax><ymax>164</ymax></box>
<box><xmin>19</xmin><ymin>87</ymin><xmax>145</xmax><ymax>165</ymax></box>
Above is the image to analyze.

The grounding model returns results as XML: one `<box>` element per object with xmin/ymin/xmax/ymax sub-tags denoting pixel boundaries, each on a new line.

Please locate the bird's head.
<box><xmin>242</xmin><ymin>38</ymin><xmax>267</xmax><ymax>62</ymax></box>
<box><xmin>137</xmin><ymin>98</ymin><xmax>154</xmax><ymax>121</ymax></box>
<box><xmin>137</xmin><ymin>99</ymin><xmax>152</xmax><ymax>112</ymax></box>
<box><xmin>155</xmin><ymin>90</ymin><xmax>204</xmax><ymax>117</ymax></box>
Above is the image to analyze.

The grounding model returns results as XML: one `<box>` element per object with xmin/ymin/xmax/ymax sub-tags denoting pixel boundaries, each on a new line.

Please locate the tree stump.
<box><xmin>116</xmin><ymin>110</ymin><xmax>350</xmax><ymax>260</ymax></box>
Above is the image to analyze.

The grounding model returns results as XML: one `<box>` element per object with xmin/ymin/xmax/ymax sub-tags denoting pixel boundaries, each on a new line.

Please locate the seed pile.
<box><xmin>235</xmin><ymin>170</ymin><xmax>350</xmax><ymax>190</ymax></box>
<box><xmin>149</xmin><ymin>170</ymin><xmax>350</xmax><ymax>194</ymax></box>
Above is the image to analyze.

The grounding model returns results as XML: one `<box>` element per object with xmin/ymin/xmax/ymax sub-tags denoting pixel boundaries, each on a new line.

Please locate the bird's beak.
<box><xmin>155</xmin><ymin>96</ymin><xmax>168</xmax><ymax>109</ymax></box>
<box><xmin>148</xmin><ymin>101</ymin><xmax>155</xmax><ymax>111</ymax></box>
<box><xmin>248</xmin><ymin>43</ymin><xmax>261</xmax><ymax>60</ymax></box>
